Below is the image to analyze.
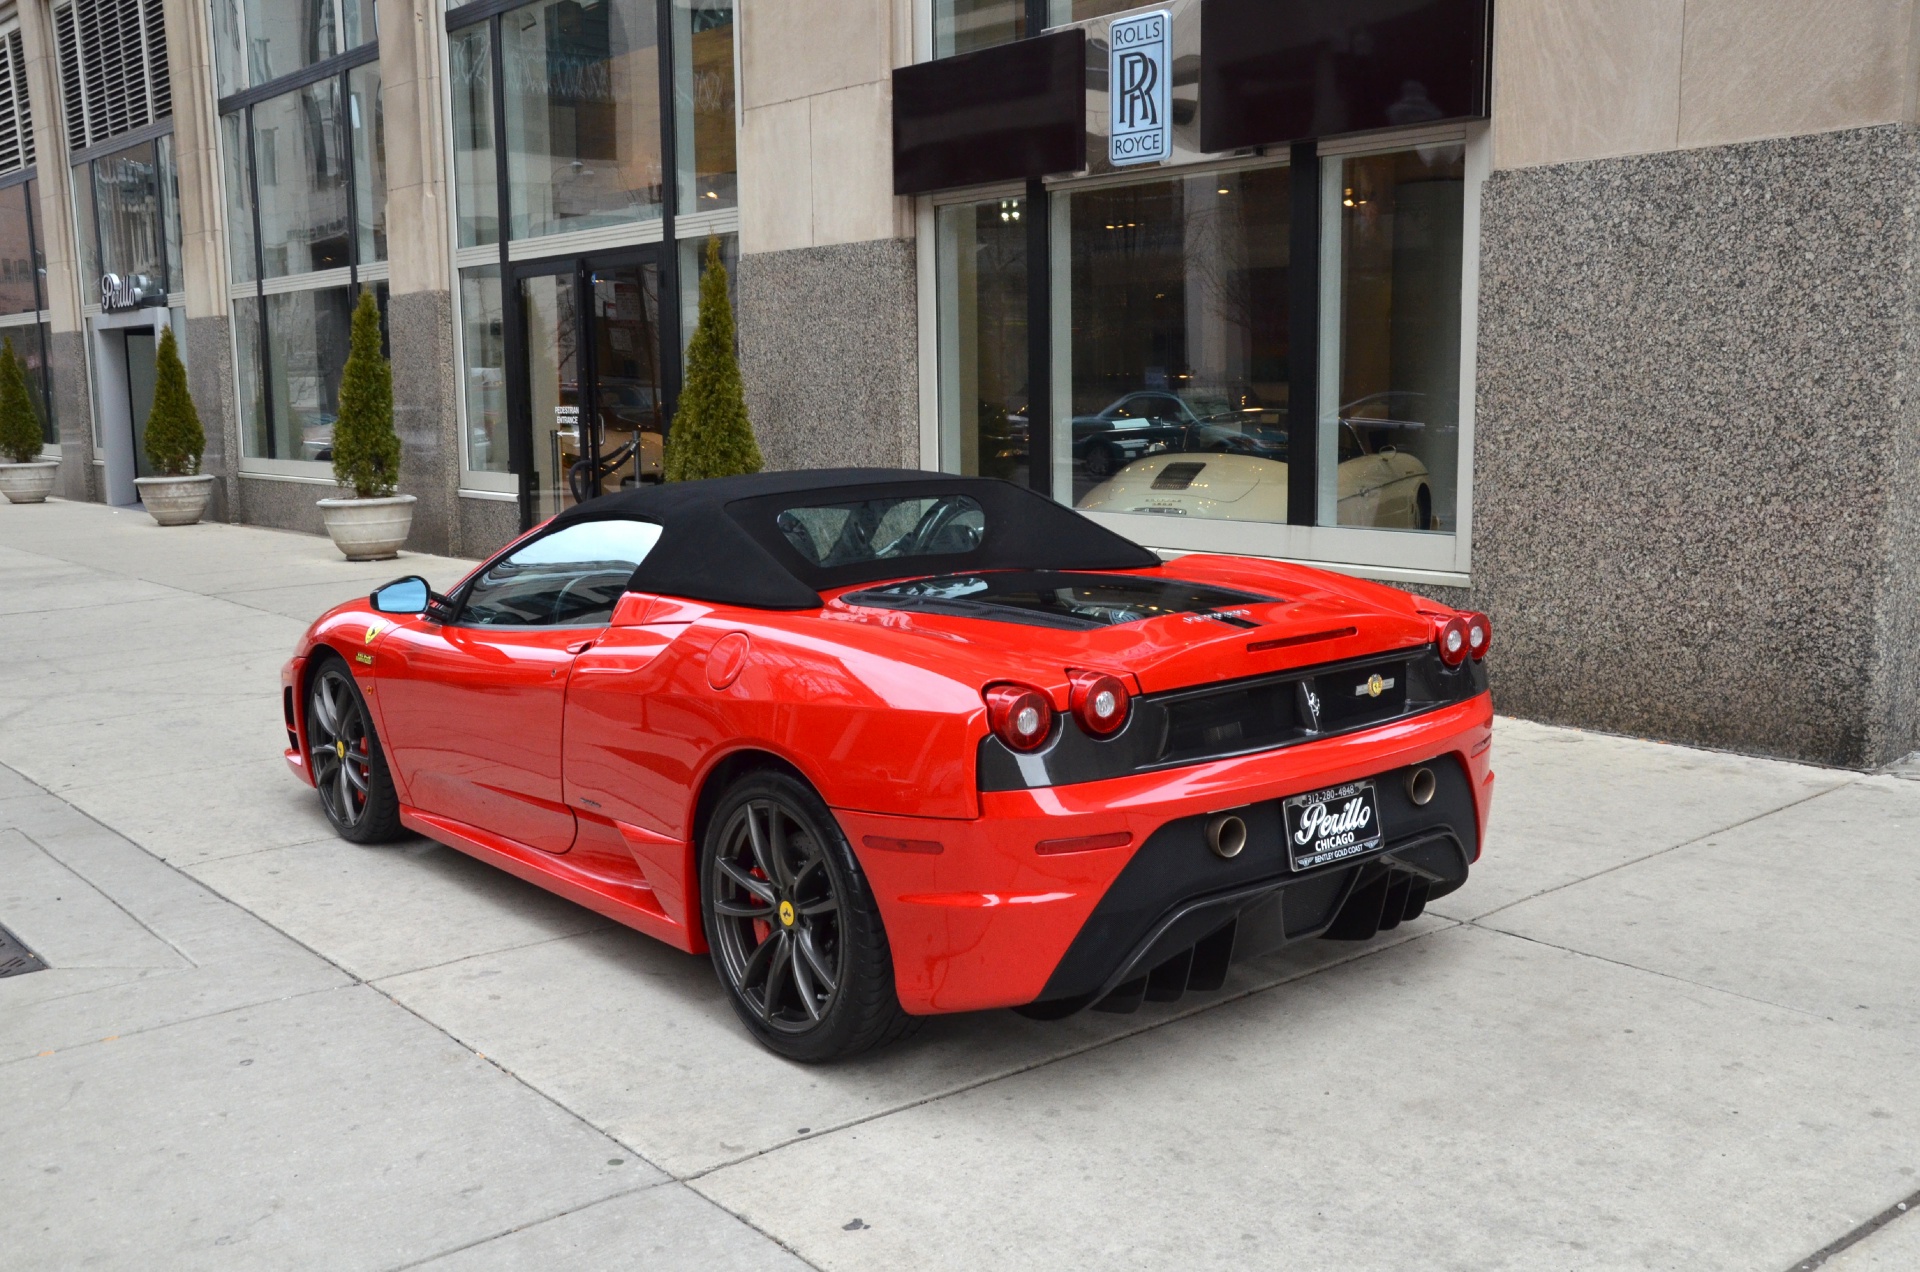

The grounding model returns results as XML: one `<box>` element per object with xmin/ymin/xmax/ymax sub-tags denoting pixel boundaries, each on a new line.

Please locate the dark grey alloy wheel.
<box><xmin>307</xmin><ymin>660</ymin><xmax>404</xmax><ymax>843</ymax></box>
<box><xmin>702</xmin><ymin>771</ymin><xmax>917</xmax><ymax>1061</ymax></box>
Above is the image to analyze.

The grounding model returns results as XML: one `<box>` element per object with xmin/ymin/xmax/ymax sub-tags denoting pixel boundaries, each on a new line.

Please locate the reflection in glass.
<box><xmin>585</xmin><ymin>262</ymin><xmax>664</xmax><ymax>494</ymax></box>
<box><xmin>242</xmin><ymin>0</ymin><xmax>338</xmax><ymax>86</ymax></box>
<box><xmin>221</xmin><ymin>112</ymin><xmax>256</xmax><ymax>283</ymax></box>
<box><xmin>521</xmin><ymin>272</ymin><xmax>580</xmax><ymax>521</ymax></box>
<box><xmin>1326</xmin><ymin>145</ymin><xmax>1464</xmax><ymax>533</ymax></box>
<box><xmin>349</xmin><ymin>63</ymin><xmax>386</xmax><ymax>262</ymax></box>
<box><xmin>936</xmin><ymin>198</ymin><xmax>1027</xmax><ymax>483</ymax></box>
<box><xmin>1044</xmin><ymin>1</ymin><xmax>1141</xmax><ymax>25</ymax></box>
<box><xmin>158</xmin><ymin>137</ymin><xmax>183</xmax><ymax>293</ymax></box>
<box><xmin>93</xmin><ymin>142</ymin><xmax>169</xmax><ymax>295</ymax></box>
<box><xmin>210</xmin><ymin>0</ymin><xmax>246</xmax><ymax>97</ymax></box>
<box><xmin>676</xmin><ymin>231</ymin><xmax>736</xmax><ymax>355</ymax></box>
<box><xmin>501</xmin><ymin>0</ymin><xmax>664</xmax><ymax>240</ymax></box>
<box><xmin>460</xmin><ymin>265</ymin><xmax>508</xmax><ymax>473</ymax></box>
<box><xmin>1067</xmin><ymin>168</ymin><xmax>1295</xmax><ymax>523</ymax></box>
<box><xmin>0</xmin><ymin>183</ymin><xmax>38</xmax><ymax>315</ymax></box>
<box><xmin>672</xmin><ymin>0</ymin><xmax>735</xmax><ymax>212</ymax></box>
<box><xmin>253</xmin><ymin>79</ymin><xmax>351</xmax><ymax>277</ymax></box>
<box><xmin>449</xmin><ymin>23</ymin><xmax>499</xmax><ymax>248</ymax></box>
<box><xmin>933</xmin><ymin>0</ymin><xmax>1023</xmax><ymax>58</ymax></box>
<box><xmin>343</xmin><ymin>0</ymin><xmax>377</xmax><ymax>49</ymax></box>
<box><xmin>23</xmin><ymin>322</ymin><xmax>53</xmax><ymax>444</ymax></box>
<box><xmin>264</xmin><ymin>285</ymin><xmax>355</xmax><ymax>461</ymax></box>
<box><xmin>235</xmin><ymin>295</ymin><xmax>268</xmax><ymax>455</ymax></box>
<box><xmin>72</xmin><ymin>162</ymin><xmax>98</xmax><ymax>284</ymax></box>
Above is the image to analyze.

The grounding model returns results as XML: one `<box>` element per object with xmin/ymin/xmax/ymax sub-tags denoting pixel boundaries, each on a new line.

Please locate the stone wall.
<box><xmin>1468</xmin><ymin>125</ymin><xmax>1920</xmax><ymax>767</ymax></box>
<box><xmin>736</xmin><ymin>239</ymin><xmax>920</xmax><ymax>472</ymax></box>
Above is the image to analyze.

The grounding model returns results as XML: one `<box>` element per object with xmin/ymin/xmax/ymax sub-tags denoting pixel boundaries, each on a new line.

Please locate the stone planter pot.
<box><xmin>0</xmin><ymin>460</ymin><xmax>59</xmax><ymax>504</ymax></box>
<box><xmin>317</xmin><ymin>493</ymin><xmax>416</xmax><ymax>561</ymax></box>
<box><xmin>134</xmin><ymin>473</ymin><xmax>215</xmax><ymax>526</ymax></box>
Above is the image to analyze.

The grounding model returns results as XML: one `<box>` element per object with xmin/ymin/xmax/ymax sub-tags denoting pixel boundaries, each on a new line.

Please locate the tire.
<box><xmin>700</xmin><ymin>770</ymin><xmax>917</xmax><ymax>1062</ymax></box>
<box><xmin>305</xmin><ymin>656</ymin><xmax>406</xmax><ymax>844</ymax></box>
<box><xmin>1085</xmin><ymin>444</ymin><xmax>1114</xmax><ymax>479</ymax></box>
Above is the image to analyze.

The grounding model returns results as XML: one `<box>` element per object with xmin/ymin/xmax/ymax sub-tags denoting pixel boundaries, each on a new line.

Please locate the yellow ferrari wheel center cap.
<box><xmin>335</xmin><ymin>739</ymin><xmax>347</xmax><ymax>759</ymax></box>
<box><xmin>778</xmin><ymin>900</ymin><xmax>795</xmax><ymax>927</ymax></box>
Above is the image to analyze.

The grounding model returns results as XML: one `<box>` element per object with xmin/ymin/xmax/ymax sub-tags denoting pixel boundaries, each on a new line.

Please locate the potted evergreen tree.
<box><xmin>0</xmin><ymin>335</ymin><xmax>56</xmax><ymax>504</ymax></box>
<box><xmin>317</xmin><ymin>289</ymin><xmax>413</xmax><ymax>560</ymax></box>
<box><xmin>664</xmin><ymin>238</ymin><xmax>762</xmax><ymax>481</ymax></box>
<box><xmin>134</xmin><ymin>326</ymin><xmax>214</xmax><ymax>525</ymax></box>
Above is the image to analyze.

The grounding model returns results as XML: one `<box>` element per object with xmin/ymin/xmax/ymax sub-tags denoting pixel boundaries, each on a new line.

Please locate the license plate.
<box><xmin>1284</xmin><ymin>780</ymin><xmax>1385</xmax><ymax>871</ymax></box>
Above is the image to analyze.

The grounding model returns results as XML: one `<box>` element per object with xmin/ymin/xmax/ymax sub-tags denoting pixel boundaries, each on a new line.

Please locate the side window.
<box><xmin>458</xmin><ymin>520</ymin><xmax>663</xmax><ymax>627</ymax></box>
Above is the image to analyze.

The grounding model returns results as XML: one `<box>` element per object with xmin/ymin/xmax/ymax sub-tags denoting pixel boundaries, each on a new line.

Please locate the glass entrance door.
<box><xmin>516</xmin><ymin>254</ymin><xmax>666</xmax><ymax>525</ymax></box>
<box><xmin>124</xmin><ymin>330</ymin><xmax>159</xmax><ymax>481</ymax></box>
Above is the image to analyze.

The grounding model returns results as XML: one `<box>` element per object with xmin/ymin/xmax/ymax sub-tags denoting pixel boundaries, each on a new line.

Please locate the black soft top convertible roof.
<box><xmin>543</xmin><ymin>467</ymin><xmax>1161</xmax><ymax>610</ymax></box>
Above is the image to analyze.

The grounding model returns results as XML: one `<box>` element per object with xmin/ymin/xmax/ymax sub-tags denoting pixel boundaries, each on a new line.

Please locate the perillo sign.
<box><xmin>99</xmin><ymin>272</ymin><xmax>164</xmax><ymax>312</ymax></box>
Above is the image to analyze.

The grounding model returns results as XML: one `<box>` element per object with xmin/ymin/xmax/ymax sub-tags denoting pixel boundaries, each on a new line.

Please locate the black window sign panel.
<box><xmin>893</xmin><ymin>29</ymin><xmax>1088</xmax><ymax>196</ymax></box>
<box><xmin>1200</xmin><ymin>0</ymin><xmax>1492</xmax><ymax>153</ymax></box>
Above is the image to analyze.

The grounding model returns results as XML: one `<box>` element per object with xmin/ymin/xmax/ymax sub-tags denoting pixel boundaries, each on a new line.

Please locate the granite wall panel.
<box><xmin>185</xmin><ymin>314</ymin><xmax>235</xmax><ymax>523</ymax></box>
<box><xmin>390</xmin><ymin>290</ymin><xmax>459</xmax><ymax>556</ymax></box>
<box><xmin>735</xmin><ymin>238</ymin><xmax>919</xmax><ymax>473</ymax></box>
<box><xmin>48</xmin><ymin>329</ymin><xmax>94</xmax><ymax>502</ymax></box>
<box><xmin>1470</xmin><ymin>124</ymin><xmax>1920</xmax><ymax>766</ymax></box>
<box><xmin>457</xmin><ymin>494</ymin><xmax>520</xmax><ymax>560</ymax></box>
<box><xmin>237</xmin><ymin>474</ymin><xmax>330</xmax><ymax>536</ymax></box>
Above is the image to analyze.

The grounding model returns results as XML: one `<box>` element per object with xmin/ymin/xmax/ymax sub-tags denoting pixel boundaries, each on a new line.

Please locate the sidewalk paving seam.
<box><xmin>364</xmin><ymin>926</ymin><xmax>618</xmax><ymax>987</ymax></box>
<box><xmin>1460</xmin><ymin>775</ymin><xmax>1862</xmax><ymax>924</ymax></box>
<box><xmin>679</xmin><ymin>921</ymin><xmax>1467</xmax><ymax>1186</ymax></box>
<box><xmin>383</xmin><ymin>1181</ymin><xmax>829</xmax><ymax>1272</ymax></box>
<box><xmin>11</xmin><ymin>825</ymin><xmax>201</xmax><ymax>969</ymax></box>
<box><xmin>1788</xmin><ymin>1185</ymin><xmax>1920</xmax><ymax>1271</ymax></box>
<box><xmin>0</xmin><ymin>983</ymin><xmax>344</xmax><ymax>1069</ymax></box>
<box><xmin>1463</xmin><ymin>922</ymin><xmax>1833</xmax><ymax>1021</ymax></box>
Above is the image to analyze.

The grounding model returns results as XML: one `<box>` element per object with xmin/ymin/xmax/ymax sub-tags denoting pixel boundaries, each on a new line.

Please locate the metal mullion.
<box><xmin>445</xmin><ymin>0</ymin><xmax>526</xmax><ymax>33</ymax></box>
<box><xmin>487</xmin><ymin>13</ymin><xmax>530</xmax><ymax>526</ymax></box>
<box><xmin>1285</xmin><ymin>140</ymin><xmax>1319</xmax><ymax>527</ymax></box>
<box><xmin>246</xmin><ymin>104</ymin><xmax>274</xmax><ymax>460</ymax></box>
<box><xmin>342</xmin><ymin>70</ymin><xmax>358</xmax><ymax>294</ymax></box>
<box><xmin>215</xmin><ymin>43</ymin><xmax>380</xmax><ymax>117</ymax></box>
<box><xmin>21</xmin><ymin>172</ymin><xmax>40</xmax><ymax>312</ymax></box>
<box><xmin>20</xmin><ymin>175</ymin><xmax>50</xmax><ymax>432</ymax></box>
<box><xmin>1023</xmin><ymin>0</ymin><xmax>1053</xmax><ymax>497</ymax></box>
<box><xmin>655</xmin><ymin>0</ymin><xmax>680</xmax><ymax>431</ymax></box>
<box><xmin>0</xmin><ymin>163</ymin><xmax>34</xmax><ymax>191</ymax></box>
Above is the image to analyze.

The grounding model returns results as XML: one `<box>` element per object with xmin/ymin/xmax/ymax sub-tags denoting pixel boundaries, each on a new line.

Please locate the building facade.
<box><xmin>10</xmin><ymin>0</ymin><xmax>1920</xmax><ymax>770</ymax></box>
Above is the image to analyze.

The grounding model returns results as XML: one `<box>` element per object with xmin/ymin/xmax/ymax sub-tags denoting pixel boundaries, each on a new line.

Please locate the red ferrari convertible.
<box><xmin>283</xmin><ymin>469</ymin><xmax>1493</xmax><ymax>1060</ymax></box>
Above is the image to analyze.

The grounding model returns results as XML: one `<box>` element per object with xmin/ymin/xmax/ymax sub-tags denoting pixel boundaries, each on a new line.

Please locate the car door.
<box><xmin>376</xmin><ymin>519</ymin><xmax>664</xmax><ymax>854</ymax></box>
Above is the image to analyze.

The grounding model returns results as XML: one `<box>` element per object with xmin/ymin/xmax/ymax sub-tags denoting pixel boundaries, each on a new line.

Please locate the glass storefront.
<box><xmin>937</xmin><ymin>142</ymin><xmax>1475</xmax><ymax>566</ymax></box>
<box><xmin>222</xmin><ymin>49</ymin><xmax>387</xmax><ymax>463</ymax></box>
<box><xmin>211</xmin><ymin>0</ymin><xmax>377</xmax><ymax>97</ymax></box>
<box><xmin>933</xmin><ymin>1</ymin><xmax>1143</xmax><ymax>57</ymax></box>
<box><xmin>449</xmin><ymin>0</ymin><xmax>739</xmax><ymax>521</ymax></box>
<box><xmin>0</xmin><ymin>176</ymin><xmax>52</xmax><ymax>446</ymax></box>
<box><xmin>72</xmin><ymin>138</ymin><xmax>181</xmax><ymax>305</ymax></box>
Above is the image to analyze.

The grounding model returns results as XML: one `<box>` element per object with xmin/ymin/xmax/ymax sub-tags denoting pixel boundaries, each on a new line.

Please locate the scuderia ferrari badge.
<box><xmin>1357</xmin><ymin>673</ymin><xmax>1395</xmax><ymax>699</ymax></box>
<box><xmin>364</xmin><ymin>624</ymin><xmax>382</xmax><ymax>644</ymax></box>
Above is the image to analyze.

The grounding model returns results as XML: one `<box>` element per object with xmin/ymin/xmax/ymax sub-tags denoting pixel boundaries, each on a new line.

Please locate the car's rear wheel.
<box><xmin>307</xmin><ymin>658</ymin><xmax>404</xmax><ymax>844</ymax></box>
<box><xmin>701</xmin><ymin>770</ymin><xmax>916</xmax><ymax>1061</ymax></box>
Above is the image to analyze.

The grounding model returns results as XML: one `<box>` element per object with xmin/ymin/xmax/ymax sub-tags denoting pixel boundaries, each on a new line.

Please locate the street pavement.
<box><xmin>3</xmin><ymin>496</ymin><xmax>1918</xmax><ymax>1271</ymax></box>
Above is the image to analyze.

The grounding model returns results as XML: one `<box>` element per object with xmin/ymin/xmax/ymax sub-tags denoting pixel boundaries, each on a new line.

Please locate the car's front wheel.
<box><xmin>701</xmin><ymin>770</ymin><xmax>916</xmax><ymax>1061</ymax></box>
<box><xmin>306</xmin><ymin>657</ymin><xmax>404</xmax><ymax>844</ymax></box>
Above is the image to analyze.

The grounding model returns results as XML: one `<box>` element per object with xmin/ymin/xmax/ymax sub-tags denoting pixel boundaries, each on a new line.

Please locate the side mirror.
<box><xmin>371</xmin><ymin>576</ymin><xmax>435</xmax><ymax>615</ymax></box>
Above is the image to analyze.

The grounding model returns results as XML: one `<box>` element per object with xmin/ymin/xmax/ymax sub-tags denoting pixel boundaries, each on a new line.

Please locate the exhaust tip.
<box><xmin>1206</xmin><ymin>813</ymin><xmax>1247</xmax><ymax>859</ymax></box>
<box><xmin>1407</xmin><ymin>766</ymin><xmax>1437</xmax><ymax>807</ymax></box>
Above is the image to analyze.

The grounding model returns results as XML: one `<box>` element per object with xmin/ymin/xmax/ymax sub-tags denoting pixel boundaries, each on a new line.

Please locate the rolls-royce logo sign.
<box><xmin>1109</xmin><ymin>10</ymin><xmax>1171</xmax><ymax>167</ymax></box>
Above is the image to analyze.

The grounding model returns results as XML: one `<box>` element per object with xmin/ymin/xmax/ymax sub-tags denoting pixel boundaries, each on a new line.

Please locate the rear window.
<box><xmin>775</xmin><ymin>495</ymin><xmax>985</xmax><ymax>567</ymax></box>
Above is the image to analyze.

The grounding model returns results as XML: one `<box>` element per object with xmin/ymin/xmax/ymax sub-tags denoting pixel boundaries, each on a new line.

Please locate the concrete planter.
<box><xmin>317</xmin><ymin>493</ymin><xmax>416</xmax><ymax>561</ymax></box>
<box><xmin>0</xmin><ymin>460</ymin><xmax>59</xmax><ymax>504</ymax></box>
<box><xmin>134</xmin><ymin>473</ymin><xmax>215</xmax><ymax>526</ymax></box>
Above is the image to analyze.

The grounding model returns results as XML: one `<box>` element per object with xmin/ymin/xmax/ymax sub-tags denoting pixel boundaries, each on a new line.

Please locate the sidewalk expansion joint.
<box><xmin>1787</xmin><ymin>1184</ymin><xmax>1920</xmax><ymax>1271</ymax></box>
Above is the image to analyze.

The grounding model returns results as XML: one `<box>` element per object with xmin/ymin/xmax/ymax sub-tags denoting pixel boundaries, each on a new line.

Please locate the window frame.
<box><xmin>216</xmin><ymin>43</ymin><xmax>387</xmax><ymax>475</ymax></box>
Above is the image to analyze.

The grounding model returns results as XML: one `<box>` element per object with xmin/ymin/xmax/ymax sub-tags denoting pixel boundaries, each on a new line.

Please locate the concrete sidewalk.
<box><xmin>3</xmin><ymin>497</ymin><xmax>1918</xmax><ymax>1271</ymax></box>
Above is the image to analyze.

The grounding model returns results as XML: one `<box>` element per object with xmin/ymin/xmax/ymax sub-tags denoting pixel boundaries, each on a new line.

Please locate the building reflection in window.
<box><xmin>672</xmin><ymin>0</ymin><xmax>735</xmax><ymax>212</ymax></box>
<box><xmin>501</xmin><ymin>0</ymin><xmax>663</xmax><ymax>240</ymax></box>
<box><xmin>1067</xmin><ymin>167</ymin><xmax>1297</xmax><ymax>522</ymax></box>
<box><xmin>936</xmin><ymin>196</ymin><xmax>1028</xmax><ymax>483</ymax></box>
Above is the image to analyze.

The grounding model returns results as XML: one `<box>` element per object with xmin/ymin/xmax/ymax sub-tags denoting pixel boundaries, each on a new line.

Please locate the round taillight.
<box><xmin>985</xmin><ymin>683</ymin><xmax>1054</xmax><ymax>752</ymax></box>
<box><xmin>1069</xmin><ymin>670</ymin><xmax>1131</xmax><ymax>737</ymax></box>
<box><xmin>1437</xmin><ymin>615</ymin><xmax>1471</xmax><ymax>668</ymax></box>
<box><xmin>1465</xmin><ymin>612</ymin><xmax>1492</xmax><ymax>661</ymax></box>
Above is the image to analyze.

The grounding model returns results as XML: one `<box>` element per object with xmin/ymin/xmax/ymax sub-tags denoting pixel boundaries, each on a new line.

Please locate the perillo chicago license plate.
<box><xmin>1284</xmin><ymin>780</ymin><xmax>1385</xmax><ymax>871</ymax></box>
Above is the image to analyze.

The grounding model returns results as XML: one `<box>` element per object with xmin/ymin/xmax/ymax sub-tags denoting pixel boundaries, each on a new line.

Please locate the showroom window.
<box><xmin>446</xmin><ymin>0</ymin><xmax>738</xmax><ymax>504</ymax></box>
<box><xmin>932</xmin><ymin>1</ymin><xmax>1137</xmax><ymax>57</ymax></box>
<box><xmin>215</xmin><ymin>15</ymin><xmax>386</xmax><ymax>468</ymax></box>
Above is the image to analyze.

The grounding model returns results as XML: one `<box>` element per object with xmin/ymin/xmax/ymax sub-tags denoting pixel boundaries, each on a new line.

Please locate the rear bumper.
<box><xmin>840</xmin><ymin>693</ymin><xmax>1493</xmax><ymax>1016</ymax></box>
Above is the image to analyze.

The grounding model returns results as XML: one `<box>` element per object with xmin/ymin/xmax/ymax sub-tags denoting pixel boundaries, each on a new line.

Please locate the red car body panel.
<box><xmin>281</xmin><ymin>546</ymin><xmax>1493</xmax><ymax>1014</ymax></box>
